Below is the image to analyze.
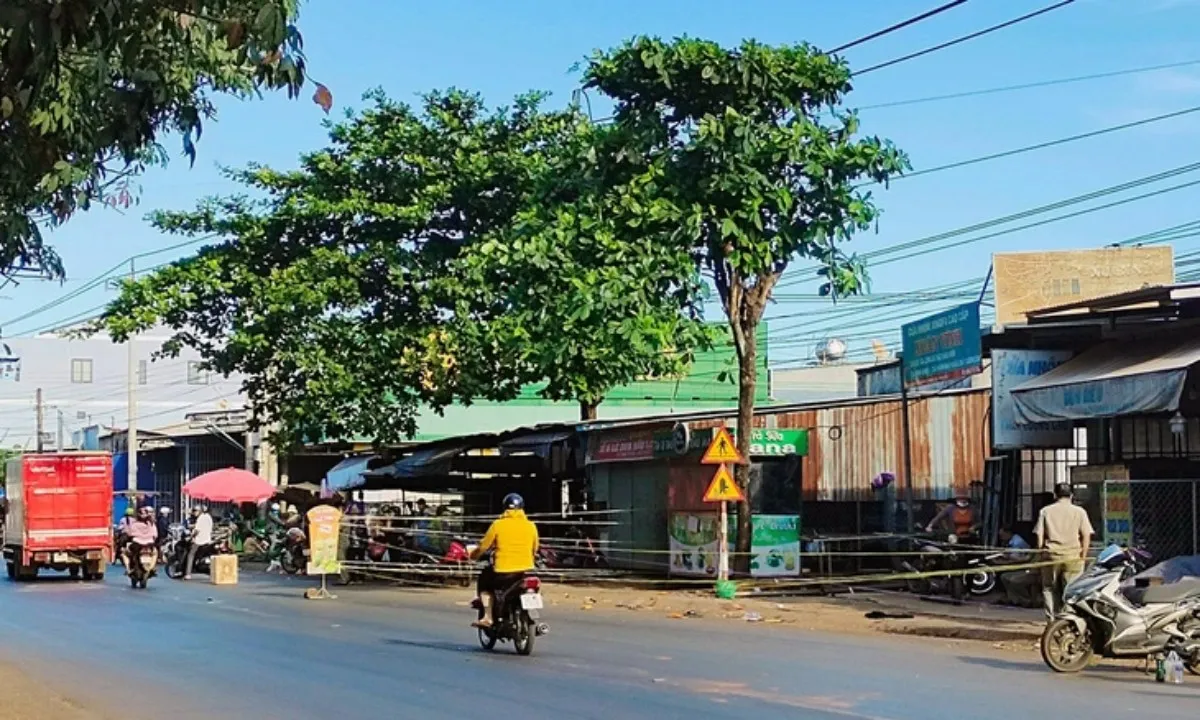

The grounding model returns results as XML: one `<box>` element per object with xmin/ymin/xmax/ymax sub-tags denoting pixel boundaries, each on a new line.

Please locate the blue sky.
<box><xmin>6</xmin><ymin>0</ymin><xmax>1200</xmax><ymax>368</ymax></box>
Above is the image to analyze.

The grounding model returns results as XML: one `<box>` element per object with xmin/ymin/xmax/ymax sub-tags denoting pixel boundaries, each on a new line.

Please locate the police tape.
<box><xmin>333</xmin><ymin>556</ymin><xmax>1072</xmax><ymax>591</ymax></box>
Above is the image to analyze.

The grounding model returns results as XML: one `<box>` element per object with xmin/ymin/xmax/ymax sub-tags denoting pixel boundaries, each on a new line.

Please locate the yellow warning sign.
<box><xmin>703</xmin><ymin>464</ymin><xmax>745</xmax><ymax>503</ymax></box>
<box><xmin>700</xmin><ymin>427</ymin><xmax>745</xmax><ymax>465</ymax></box>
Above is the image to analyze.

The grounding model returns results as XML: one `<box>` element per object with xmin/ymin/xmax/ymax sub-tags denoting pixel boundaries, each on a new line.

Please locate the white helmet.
<box><xmin>159</xmin><ymin>507</ymin><xmax>172</xmax><ymax>516</ymax></box>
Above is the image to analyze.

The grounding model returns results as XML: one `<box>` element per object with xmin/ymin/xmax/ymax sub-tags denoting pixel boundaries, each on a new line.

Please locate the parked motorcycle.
<box><xmin>964</xmin><ymin>550</ymin><xmax>1012</xmax><ymax>596</ymax></box>
<box><xmin>472</xmin><ymin>573</ymin><xmax>549</xmax><ymax>656</ymax></box>
<box><xmin>900</xmin><ymin>529</ymin><xmax>967</xmax><ymax>601</ymax></box>
<box><xmin>126</xmin><ymin>543</ymin><xmax>158</xmax><ymax>589</ymax></box>
<box><xmin>1041</xmin><ymin>545</ymin><xmax>1200</xmax><ymax>674</ymax></box>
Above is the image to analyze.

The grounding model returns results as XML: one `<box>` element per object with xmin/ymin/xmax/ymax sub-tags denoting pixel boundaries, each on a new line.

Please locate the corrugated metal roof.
<box><xmin>1013</xmin><ymin>335</ymin><xmax>1200</xmax><ymax>392</ymax></box>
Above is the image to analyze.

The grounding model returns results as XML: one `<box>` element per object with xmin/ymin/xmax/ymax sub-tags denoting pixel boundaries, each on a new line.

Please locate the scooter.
<box><xmin>473</xmin><ymin>572</ymin><xmax>549</xmax><ymax>657</ymax></box>
<box><xmin>126</xmin><ymin>542</ymin><xmax>158</xmax><ymax>589</ymax></box>
<box><xmin>1042</xmin><ymin>545</ymin><xmax>1200</xmax><ymax>674</ymax></box>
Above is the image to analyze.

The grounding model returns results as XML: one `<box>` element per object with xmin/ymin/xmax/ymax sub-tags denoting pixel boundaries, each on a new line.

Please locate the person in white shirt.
<box><xmin>185</xmin><ymin>505</ymin><xmax>214</xmax><ymax>580</ymax></box>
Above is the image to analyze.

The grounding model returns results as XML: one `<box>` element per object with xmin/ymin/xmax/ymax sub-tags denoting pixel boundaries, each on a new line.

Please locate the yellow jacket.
<box><xmin>472</xmin><ymin>509</ymin><xmax>539</xmax><ymax>573</ymax></box>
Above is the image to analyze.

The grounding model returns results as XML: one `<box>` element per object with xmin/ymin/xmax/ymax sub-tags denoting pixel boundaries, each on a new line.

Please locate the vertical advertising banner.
<box><xmin>306</xmin><ymin>505</ymin><xmax>343</xmax><ymax>576</ymax></box>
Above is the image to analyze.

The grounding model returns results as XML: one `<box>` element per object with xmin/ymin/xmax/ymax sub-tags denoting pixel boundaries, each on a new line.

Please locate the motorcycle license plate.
<box><xmin>520</xmin><ymin>593</ymin><xmax>544</xmax><ymax>610</ymax></box>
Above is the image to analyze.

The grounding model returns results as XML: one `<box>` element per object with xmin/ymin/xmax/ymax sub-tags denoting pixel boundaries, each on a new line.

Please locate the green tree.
<box><xmin>452</xmin><ymin>119</ymin><xmax>714</xmax><ymax>420</ymax></box>
<box><xmin>98</xmin><ymin>89</ymin><xmax>710</xmax><ymax>444</ymax></box>
<box><xmin>583</xmin><ymin>37</ymin><xmax>908</xmax><ymax>567</ymax></box>
<box><xmin>0</xmin><ymin>0</ymin><xmax>327</xmax><ymax>279</ymax></box>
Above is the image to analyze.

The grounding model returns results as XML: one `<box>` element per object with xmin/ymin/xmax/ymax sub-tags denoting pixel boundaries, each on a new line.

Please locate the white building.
<box><xmin>0</xmin><ymin>327</ymin><xmax>246</xmax><ymax>452</ymax></box>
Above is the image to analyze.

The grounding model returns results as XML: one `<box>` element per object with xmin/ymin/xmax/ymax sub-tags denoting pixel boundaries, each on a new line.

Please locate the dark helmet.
<box><xmin>502</xmin><ymin>493</ymin><xmax>525</xmax><ymax>511</ymax></box>
<box><xmin>1054</xmin><ymin>482</ymin><xmax>1073</xmax><ymax>499</ymax></box>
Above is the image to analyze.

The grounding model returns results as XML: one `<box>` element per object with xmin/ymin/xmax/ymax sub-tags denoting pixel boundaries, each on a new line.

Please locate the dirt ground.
<box><xmin>531</xmin><ymin>580</ymin><xmax>1048</xmax><ymax>654</ymax></box>
<box><xmin>0</xmin><ymin>660</ymin><xmax>112</xmax><ymax>720</ymax></box>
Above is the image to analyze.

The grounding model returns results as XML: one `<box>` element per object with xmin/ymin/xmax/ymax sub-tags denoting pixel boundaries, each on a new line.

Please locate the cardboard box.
<box><xmin>210</xmin><ymin>554</ymin><xmax>238</xmax><ymax>585</ymax></box>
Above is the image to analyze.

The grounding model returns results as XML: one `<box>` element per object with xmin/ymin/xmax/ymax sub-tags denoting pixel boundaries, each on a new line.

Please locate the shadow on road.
<box><xmin>958</xmin><ymin>655</ymin><xmax>1161</xmax><ymax>685</ymax></box>
<box><xmin>383</xmin><ymin>637</ymin><xmax>482</xmax><ymax>654</ymax></box>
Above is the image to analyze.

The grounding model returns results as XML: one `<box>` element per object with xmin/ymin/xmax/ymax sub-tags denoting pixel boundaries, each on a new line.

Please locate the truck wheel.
<box><xmin>5</xmin><ymin>561</ymin><xmax>13</xmax><ymax>580</ymax></box>
<box><xmin>84</xmin><ymin>560</ymin><xmax>105</xmax><ymax>582</ymax></box>
<box><xmin>68</xmin><ymin>566</ymin><xmax>80</xmax><ymax>580</ymax></box>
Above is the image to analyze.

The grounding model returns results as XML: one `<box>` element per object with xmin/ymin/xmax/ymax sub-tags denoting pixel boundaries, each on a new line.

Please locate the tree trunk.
<box><xmin>732</xmin><ymin>321</ymin><xmax>757</xmax><ymax>575</ymax></box>
<box><xmin>579</xmin><ymin>401</ymin><xmax>599</xmax><ymax>421</ymax></box>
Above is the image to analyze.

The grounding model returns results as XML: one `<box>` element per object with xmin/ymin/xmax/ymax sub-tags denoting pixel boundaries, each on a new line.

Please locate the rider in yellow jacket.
<box><xmin>469</xmin><ymin>493</ymin><xmax>539</xmax><ymax>628</ymax></box>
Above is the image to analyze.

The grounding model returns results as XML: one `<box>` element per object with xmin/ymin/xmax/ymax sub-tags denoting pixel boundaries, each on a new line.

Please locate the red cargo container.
<box><xmin>3</xmin><ymin>452</ymin><xmax>113</xmax><ymax>581</ymax></box>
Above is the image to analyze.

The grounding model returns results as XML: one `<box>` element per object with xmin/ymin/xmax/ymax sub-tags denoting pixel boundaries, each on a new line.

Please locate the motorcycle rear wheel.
<box><xmin>1041</xmin><ymin>618</ymin><xmax>1093</xmax><ymax>673</ymax></box>
<box><xmin>513</xmin><ymin>612</ymin><xmax>535</xmax><ymax>656</ymax></box>
<box><xmin>165</xmin><ymin>556</ymin><xmax>184</xmax><ymax>580</ymax></box>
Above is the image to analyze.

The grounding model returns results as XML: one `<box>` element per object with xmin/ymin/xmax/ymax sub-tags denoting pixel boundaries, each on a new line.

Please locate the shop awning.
<box><xmin>1011</xmin><ymin>336</ymin><xmax>1200</xmax><ymax>424</ymax></box>
<box><xmin>323</xmin><ymin>455</ymin><xmax>373</xmax><ymax>492</ymax></box>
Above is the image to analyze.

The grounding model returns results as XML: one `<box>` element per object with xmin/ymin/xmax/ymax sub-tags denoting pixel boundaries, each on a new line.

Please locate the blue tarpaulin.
<box><xmin>324</xmin><ymin>455</ymin><xmax>372</xmax><ymax>493</ymax></box>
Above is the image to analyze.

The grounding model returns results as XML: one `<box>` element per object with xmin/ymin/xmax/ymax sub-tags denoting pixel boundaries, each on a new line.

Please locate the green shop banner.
<box><xmin>668</xmin><ymin>512</ymin><xmax>801</xmax><ymax>578</ymax></box>
<box><xmin>652</xmin><ymin>427</ymin><xmax>808</xmax><ymax>459</ymax></box>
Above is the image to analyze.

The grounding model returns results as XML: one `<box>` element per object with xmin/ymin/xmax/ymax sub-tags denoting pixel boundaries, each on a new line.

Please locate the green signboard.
<box><xmin>651</xmin><ymin>427</ymin><xmax>808</xmax><ymax>459</ymax></box>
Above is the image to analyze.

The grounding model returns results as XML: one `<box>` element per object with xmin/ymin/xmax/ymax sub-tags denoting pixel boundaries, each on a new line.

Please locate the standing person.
<box><xmin>184</xmin><ymin>505</ymin><xmax>214</xmax><ymax>580</ymax></box>
<box><xmin>1034</xmin><ymin>482</ymin><xmax>1094</xmax><ymax>618</ymax></box>
<box><xmin>468</xmin><ymin>493</ymin><xmax>539</xmax><ymax>629</ymax></box>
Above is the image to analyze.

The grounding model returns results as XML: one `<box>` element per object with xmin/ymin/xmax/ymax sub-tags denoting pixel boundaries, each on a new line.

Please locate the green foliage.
<box><xmin>0</xmin><ymin>0</ymin><xmax>323</xmax><ymax>278</ymax></box>
<box><xmin>583</xmin><ymin>36</ymin><xmax>909</xmax><ymax>561</ymax></box>
<box><xmin>98</xmin><ymin>89</ymin><xmax>711</xmax><ymax>446</ymax></box>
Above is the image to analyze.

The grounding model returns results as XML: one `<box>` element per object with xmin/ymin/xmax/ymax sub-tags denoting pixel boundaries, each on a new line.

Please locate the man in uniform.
<box><xmin>1034</xmin><ymin>482</ymin><xmax>1094</xmax><ymax>618</ymax></box>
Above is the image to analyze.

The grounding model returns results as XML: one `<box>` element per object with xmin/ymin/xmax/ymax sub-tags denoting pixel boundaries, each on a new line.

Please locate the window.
<box><xmin>137</xmin><ymin>359</ymin><xmax>148</xmax><ymax>385</ymax></box>
<box><xmin>70</xmin><ymin>358</ymin><xmax>93</xmax><ymax>384</ymax></box>
<box><xmin>187</xmin><ymin>361</ymin><xmax>210</xmax><ymax>385</ymax></box>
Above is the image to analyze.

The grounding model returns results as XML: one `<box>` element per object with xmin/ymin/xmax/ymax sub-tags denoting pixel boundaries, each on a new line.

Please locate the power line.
<box><xmin>858</xmin><ymin>58</ymin><xmax>1200</xmax><ymax>111</ymax></box>
<box><xmin>855</xmin><ymin>0</ymin><xmax>1078</xmax><ymax>76</ymax></box>
<box><xmin>830</xmin><ymin>1</ymin><xmax>970</xmax><ymax>54</ymax></box>
<box><xmin>777</xmin><ymin>161</ymin><xmax>1200</xmax><ymax>289</ymax></box>
<box><xmin>891</xmin><ymin>105</ymin><xmax>1200</xmax><ymax>183</ymax></box>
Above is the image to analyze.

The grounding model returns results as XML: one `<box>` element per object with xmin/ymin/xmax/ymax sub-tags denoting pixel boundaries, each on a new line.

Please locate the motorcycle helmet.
<box><xmin>159</xmin><ymin>506</ymin><xmax>172</xmax><ymax>516</ymax></box>
<box><xmin>502</xmin><ymin>493</ymin><xmax>525</xmax><ymax>511</ymax></box>
<box><xmin>124</xmin><ymin>507</ymin><xmax>136</xmax><ymax>517</ymax></box>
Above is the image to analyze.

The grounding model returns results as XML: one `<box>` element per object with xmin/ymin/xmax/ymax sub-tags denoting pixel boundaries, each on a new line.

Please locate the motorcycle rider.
<box><xmin>123</xmin><ymin>506</ymin><xmax>159</xmax><ymax>574</ymax></box>
<box><xmin>468</xmin><ymin>493</ymin><xmax>539</xmax><ymax>629</ymax></box>
<box><xmin>925</xmin><ymin>493</ymin><xmax>977</xmax><ymax>539</ymax></box>
<box><xmin>1034</xmin><ymin>482</ymin><xmax>1094</xmax><ymax>618</ymax></box>
<box><xmin>184</xmin><ymin>505</ymin><xmax>214</xmax><ymax>580</ymax></box>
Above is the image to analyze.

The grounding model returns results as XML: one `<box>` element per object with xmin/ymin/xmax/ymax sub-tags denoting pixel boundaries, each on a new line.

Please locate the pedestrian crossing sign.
<box><xmin>700</xmin><ymin>427</ymin><xmax>745</xmax><ymax>465</ymax></box>
<box><xmin>703</xmin><ymin>464</ymin><xmax>745</xmax><ymax>503</ymax></box>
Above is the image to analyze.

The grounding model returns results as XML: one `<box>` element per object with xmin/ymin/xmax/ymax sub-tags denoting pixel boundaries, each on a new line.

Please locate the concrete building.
<box><xmin>0</xmin><ymin>328</ymin><xmax>246</xmax><ymax>452</ymax></box>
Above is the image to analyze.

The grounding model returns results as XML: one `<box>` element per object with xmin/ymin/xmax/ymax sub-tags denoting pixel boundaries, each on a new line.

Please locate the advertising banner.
<box><xmin>992</xmin><ymin>349</ymin><xmax>1075</xmax><ymax>449</ymax></box>
<box><xmin>667</xmin><ymin>512</ymin><xmax>801</xmax><ymax>578</ymax></box>
<box><xmin>305</xmin><ymin>505</ymin><xmax>343</xmax><ymax>576</ymax></box>
<box><xmin>901</xmin><ymin>303</ymin><xmax>982</xmax><ymax>388</ymax></box>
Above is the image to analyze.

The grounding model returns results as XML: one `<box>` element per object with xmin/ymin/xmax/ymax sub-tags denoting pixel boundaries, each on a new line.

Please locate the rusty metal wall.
<box><xmin>693</xmin><ymin>389</ymin><xmax>991</xmax><ymax>502</ymax></box>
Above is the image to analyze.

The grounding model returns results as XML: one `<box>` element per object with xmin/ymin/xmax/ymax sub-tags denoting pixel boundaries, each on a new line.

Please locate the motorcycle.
<box><xmin>1041</xmin><ymin>545</ymin><xmax>1200</xmax><ymax>674</ymax></box>
<box><xmin>126</xmin><ymin>542</ymin><xmax>158</xmax><ymax>589</ymax></box>
<box><xmin>164</xmin><ymin>530</ymin><xmax>232</xmax><ymax>579</ymax></box>
<box><xmin>964</xmin><ymin>550</ymin><xmax>1010</xmax><ymax>596</ymax></box>
<box><xmin>472</xmin><ymin>573</ymin><xmax>549</xmax><ymax>656</ymax></box>
<box><xmin>280</xmin><ymin>527</ymin><xmax>308</xmax><ymax>575</ymax></box>
<box><xmin>900</xmin><ymin>530</ymin><xmax>967</xmax><ymax>601</ymax></box>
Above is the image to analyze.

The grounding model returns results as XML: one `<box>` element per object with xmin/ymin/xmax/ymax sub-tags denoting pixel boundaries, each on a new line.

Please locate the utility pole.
<box><xmin>35</xmin><ymin>387</ymin><xmax>44</xmax><ymax>452</ymax></box>
<box><xmin>56</xmin><ymin>409</ymin><xmax>64</xmax><ymax>452</ymax></box>
<box><xmin>126</xmin><ymin>258</ymin><xmax>138</xmax><ymax>497</ymax></box>
<box><xmin>899</xmin><ymin>355</ymin><xmax>915</xmax><ymax>531</ymax></box>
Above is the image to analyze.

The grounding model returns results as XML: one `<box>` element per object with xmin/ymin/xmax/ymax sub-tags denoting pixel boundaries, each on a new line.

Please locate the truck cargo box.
<box><xmin>4</xmin><ymin>453</ymin><xmax>113</xmax><ymax>580</ymax></box>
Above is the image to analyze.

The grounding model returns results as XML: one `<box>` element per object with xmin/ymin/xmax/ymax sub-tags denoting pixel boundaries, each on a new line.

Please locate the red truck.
<box><xmin>3</xmin><ymin>452</ymin><xmax>113</xmax><ymax>581</ymax></box>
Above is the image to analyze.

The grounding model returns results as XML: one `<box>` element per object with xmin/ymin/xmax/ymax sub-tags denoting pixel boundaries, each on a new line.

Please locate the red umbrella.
<box><xmin>183</xmin><ymin>467</ymin><xmax>276</xmax><ymax>503</ymax></box>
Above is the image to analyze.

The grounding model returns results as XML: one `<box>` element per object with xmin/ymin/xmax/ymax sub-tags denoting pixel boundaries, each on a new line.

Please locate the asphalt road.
<box><xmin>0</xmin><ymin>571</ymin><xmax>1196</xmax><ymax>720</ymax></box>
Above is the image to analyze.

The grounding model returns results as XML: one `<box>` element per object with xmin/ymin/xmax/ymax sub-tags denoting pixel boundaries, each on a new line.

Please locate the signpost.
<box><xmin>899</xmin><ymin>302</ymin><xmax>983</xmax><ymax>528</ymax></box>
<box><xmin>303</xmin><ymin>505</ymin><xmax>342</xmax><ymax>600</ymax></box>
<box><xmin>701</xmin><ymin>427</ymin><xmax>747</xmax><ymax>584</ymax></box>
